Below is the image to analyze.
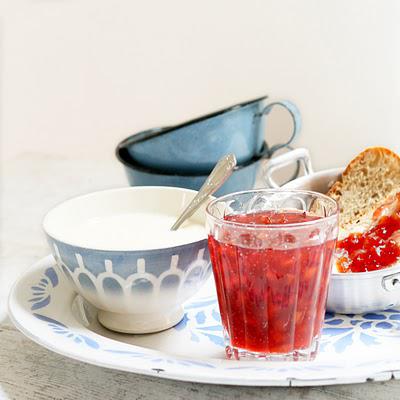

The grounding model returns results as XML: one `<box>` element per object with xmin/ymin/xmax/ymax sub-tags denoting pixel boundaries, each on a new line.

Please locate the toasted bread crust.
<box><xmin>342</xmin><ymin>147</ymin><xmax>400</xmax><ymax>178</ymax></box>
<box><xmin>327</xmin><ymin>147</ymin><xmax>400</xmax><ymax>235</ymax></box>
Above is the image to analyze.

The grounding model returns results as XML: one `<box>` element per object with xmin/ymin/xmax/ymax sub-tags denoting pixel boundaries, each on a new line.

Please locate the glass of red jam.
<box><xmin>206</xmin><ymin>189</ymin><xmax>338</xmax><ymax>361</ymax></box>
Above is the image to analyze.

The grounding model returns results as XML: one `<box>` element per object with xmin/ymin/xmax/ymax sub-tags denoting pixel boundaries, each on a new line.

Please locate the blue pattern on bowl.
<box><xmin>47</xmin><ymin>236</ymin><xmax>211</xmax><ymax>318</ymax></box>
<box><xmin>42</xmin><ymin>186</ymin><xmax>213</xmax><ymax>333</ymax></box>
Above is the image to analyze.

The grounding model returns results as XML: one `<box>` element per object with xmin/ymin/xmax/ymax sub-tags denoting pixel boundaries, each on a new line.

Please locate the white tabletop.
<box><xmin>1</xmin><ymin>153</ymin><xmax>400</xmax><ymax>399</ymax></box>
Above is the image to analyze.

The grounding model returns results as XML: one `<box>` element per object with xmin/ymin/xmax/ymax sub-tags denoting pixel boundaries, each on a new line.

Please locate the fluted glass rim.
<box><xmin>206</xmin><ymin>189</ymin><xmax>338</xmax><ymax>230</ymax></box>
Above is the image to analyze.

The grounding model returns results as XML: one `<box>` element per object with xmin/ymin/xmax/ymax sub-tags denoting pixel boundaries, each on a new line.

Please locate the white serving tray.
<box><xmin>8</xmin><ymin>255</ymin><xmax>400</xmax><ymax>386</ymax></box>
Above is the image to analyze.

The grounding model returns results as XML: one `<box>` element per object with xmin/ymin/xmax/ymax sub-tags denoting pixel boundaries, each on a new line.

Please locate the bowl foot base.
<box><xmin>97</xmin><ymin>306</ymin><xmax>184</xmax><ymax>334</ymax></box>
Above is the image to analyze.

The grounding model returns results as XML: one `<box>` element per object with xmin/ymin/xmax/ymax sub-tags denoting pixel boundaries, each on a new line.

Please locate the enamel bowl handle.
<box><xmin>263</xmin><ymin>147</ymin><xmax>314</xmax><ymax>188</ymax></box>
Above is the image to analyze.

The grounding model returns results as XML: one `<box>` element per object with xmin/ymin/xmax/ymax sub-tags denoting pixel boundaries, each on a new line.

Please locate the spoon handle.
<box><xmin>170</xmin><ymin>154</ymin><xmax>237</xmax><ymax>231</ymax></box>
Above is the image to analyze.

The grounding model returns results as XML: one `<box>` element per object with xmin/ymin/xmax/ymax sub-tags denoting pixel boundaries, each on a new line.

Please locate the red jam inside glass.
<box><xmin>208</xmin><ymin>211</ymin><xmax>336</xmax><ymax>356</ymax></box>
<box><xmin>336</xmin><ymin>193</ymin><xmax>400</xmax><ymax>273</ymax></box>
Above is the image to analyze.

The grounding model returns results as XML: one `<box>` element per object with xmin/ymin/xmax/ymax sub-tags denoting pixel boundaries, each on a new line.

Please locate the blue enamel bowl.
<box><xmin>43</xmin><ymin>187</ymin><xmax>212</xmax><ymax>334</ymax></box>
<box><xmin>116</xmin><ymin>142</ymin><xmax>268</xmax><ymax>197</ymax></box>
<box><xmin>121</xmin><ymin>96</ymin><xmax>301</xmax><ymax>174</ymax></box>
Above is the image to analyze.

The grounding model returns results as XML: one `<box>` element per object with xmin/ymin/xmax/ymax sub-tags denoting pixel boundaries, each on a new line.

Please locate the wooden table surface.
<box><xmin>2</xmin><ymin>154</ymin><xmax>400</xmax><ymax>399</ymax></box>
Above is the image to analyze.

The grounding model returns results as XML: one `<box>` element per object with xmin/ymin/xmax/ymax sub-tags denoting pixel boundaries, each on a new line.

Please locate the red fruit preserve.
<box><xmin>336</xmin><ymin>192</ymin><xmax>400</xmax><ymax>273</ymax></box>
<box><xmin>208</xmin><ymin>211</ymin><xmax>336</xmax><ymax>358</ymax></box>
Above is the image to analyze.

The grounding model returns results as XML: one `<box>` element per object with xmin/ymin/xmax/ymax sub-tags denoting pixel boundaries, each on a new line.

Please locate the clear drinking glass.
<box><xmin>206</xmin><ymin>189</ymin><xmax>338</xmax><ymax>361</ymax></box>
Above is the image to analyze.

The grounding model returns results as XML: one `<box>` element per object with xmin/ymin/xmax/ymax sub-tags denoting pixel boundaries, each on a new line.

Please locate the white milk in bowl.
<box><xmin>70</xmin><ymin>212</ymin><xmax>206</xmax><ymax>250</ymax></box>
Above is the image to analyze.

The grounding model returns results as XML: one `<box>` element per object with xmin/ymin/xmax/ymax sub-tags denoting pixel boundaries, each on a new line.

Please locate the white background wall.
<box><xmin>2</xmin><ymin>0</ymin><xmax>400</xmax><ymax>170</ymax></box>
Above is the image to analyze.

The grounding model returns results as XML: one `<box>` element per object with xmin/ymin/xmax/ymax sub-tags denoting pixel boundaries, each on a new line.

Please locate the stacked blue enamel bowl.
<box><xmin>116</xmin><ymin>96</ymin><xmax>301</xmax><ymax>196</ymax></box>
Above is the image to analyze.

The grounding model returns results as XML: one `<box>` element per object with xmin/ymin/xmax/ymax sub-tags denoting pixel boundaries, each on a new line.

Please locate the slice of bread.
<box><xmin>327</xmin><ymin>147</ymin><xmax>400</xmax><ymax>236</ymax></box>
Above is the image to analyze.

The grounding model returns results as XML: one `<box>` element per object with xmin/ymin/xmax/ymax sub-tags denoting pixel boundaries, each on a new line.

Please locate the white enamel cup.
<box><xmin>263</xmin><ymin>148</ymin><xmax>400</xmax><ymax>314</ymax></box>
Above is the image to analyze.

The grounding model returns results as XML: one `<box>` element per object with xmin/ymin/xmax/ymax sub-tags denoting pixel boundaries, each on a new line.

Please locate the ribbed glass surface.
<box><xmin>206</xmin><ymin>189</ymin><xmax>338</xmax><ymax>361</ymax></box>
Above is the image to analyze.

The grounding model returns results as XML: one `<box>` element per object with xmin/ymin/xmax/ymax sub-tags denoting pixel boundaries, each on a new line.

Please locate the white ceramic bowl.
<box><xmin>266</xmin><ymin>150</ymin><xmax>400</xmax><ymax>314</ymax></box>
<box><xmin>43</xmin><ymin>186</ymin><xmax>212</xmax><ymax>333</ymax></box>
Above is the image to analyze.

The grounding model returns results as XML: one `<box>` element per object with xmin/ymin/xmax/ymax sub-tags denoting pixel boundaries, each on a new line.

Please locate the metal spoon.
<box><xmin>170</xmin><ymin>154</ymin><xmax>237</xmax><ymax>231</ymax></box>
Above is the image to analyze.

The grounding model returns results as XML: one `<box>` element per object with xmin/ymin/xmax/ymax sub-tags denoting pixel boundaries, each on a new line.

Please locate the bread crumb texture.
<box><xmin>327</xmin><ymin>147</ymin><xmax>400</xmax><ymax>235</ymax></box>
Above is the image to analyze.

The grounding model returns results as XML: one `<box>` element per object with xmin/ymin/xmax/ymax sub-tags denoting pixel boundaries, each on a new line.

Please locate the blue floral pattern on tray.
<box><xmin>33</xmin><ymin>313</ymin><xmax>100</xmax><ymax>349</ymax></box>
<box><xmin>29</xmin><ymin>267</ymin><xmax>58</xmax><ymax>310</ymax></box>
<box><xmin>29</xmin><ymin>264</ymin><xmax>400</xmax><ymax>367</ymax></box>
<box><xmin>174</xmin><ymin>297</ymin><xmax>224</xmax><ymax>347</ymax></box>
<box><xmin>320</xmin><ymin>310</ymin><xmax>400</xmax><ymax>353</ymax></box>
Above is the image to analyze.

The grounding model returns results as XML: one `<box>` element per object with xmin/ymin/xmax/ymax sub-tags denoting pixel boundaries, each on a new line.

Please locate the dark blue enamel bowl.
<box><xmin>116</xmin><ymin>142</ymin><xmax>268</xmax><ymax>197</ymax></box>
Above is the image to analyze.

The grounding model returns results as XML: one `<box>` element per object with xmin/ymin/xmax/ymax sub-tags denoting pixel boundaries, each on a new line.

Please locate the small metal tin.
<box><xmin>264</xmin><ymin>148</ymin><xmax>400</xmax><ymax>314</ymax></box>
